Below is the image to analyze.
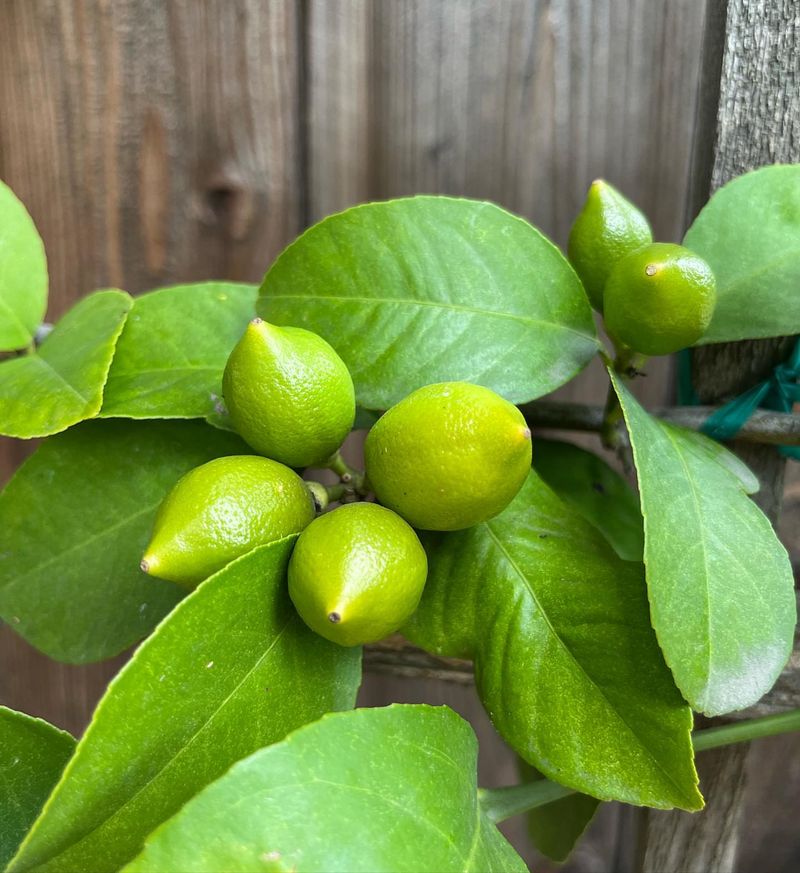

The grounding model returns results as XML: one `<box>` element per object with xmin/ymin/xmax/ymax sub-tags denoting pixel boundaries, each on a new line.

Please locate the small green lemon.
<box><xmin>364</xmin><ymin>382</ymin><xmax>532</xmax><ymax>531</ymax></box>
<box><xmin>223</xmin><ymin>319</ymin><xmax>355</xmax><ymax>468</ymax></box>
<box><xmin>141</xmin><ymin>455</ymin><xmax>315</xmax><ymax>586</ymax></box>
<box><xmin>288</xmin><ymin>502</ymin><xmax>428</xmax><ymax>646</ymax></box>
<box><xmin>603</xmin><ymin>242</ymin><xmax>717</xmax><ymax>356</ymax></box>
<box><xmin>568</xmin><ymin>179</ymin><xmax>653</xmax><ymax>311</ymax></box>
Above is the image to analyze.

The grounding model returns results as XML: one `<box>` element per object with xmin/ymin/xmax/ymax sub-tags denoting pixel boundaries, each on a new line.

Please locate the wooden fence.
<box><xmin>0</xmin><ymin>1</ymin><xmax>797</xmax><ymax>871</ymax></box>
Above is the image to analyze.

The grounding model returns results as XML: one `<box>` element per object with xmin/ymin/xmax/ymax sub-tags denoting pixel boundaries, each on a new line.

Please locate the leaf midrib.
<box><xmin>483</xmin><ymin>522</ymin><xmax>695</xmax><ymax>805</ymax></box>
<box><xmin>213</xmin><ymin>775</ymin><xmax>474</xmax><ymax>871</ymax></box>
<box><xmin>266</xmin><ymin>293</ymin><xmax>598</xmax><ymax>344</ymax></box>
<box><xmin>0</xmin><ymin>294</ymin><xmax>32</xmax><ymax>342</ymax></box>
<box><xmin>15</xmin><ymin>616</ymin><xmax>295</xmax><ymax>870</ymax></box>
<box><xmin>1</xmin><ymin>504</ymin><xmax>156</xmax><ymax>598</ymax></box>
<box><xmin>659</xmin><ymin>427</ymin><xmax>714</xmax><ymax>708</ymax></box>
<box><xmin>716</xmin><ymin>246</ymin><xmax>800</xmax><ymax>297</ymax></box>
<box><xmin>106</xmin><ymin>364</ymin><xmax>222</xmax><ymax>378</ymax></box>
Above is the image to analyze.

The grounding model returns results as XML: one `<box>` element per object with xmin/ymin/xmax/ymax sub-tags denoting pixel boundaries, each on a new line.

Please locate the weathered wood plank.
<box><xmin>305</xmin><ymin>0</ymin><xmax>372</xmax><ymax>223</ymax></box>
<box><xmin>641</xmin><ymin>1</ymin><xmax>800</xmax><ymax>871</ymax></box>
<box><xmin>305</xmin><ymin>4</ymin><xmax>707</xmax><ymax>868</ymax></box>
<box><xmin>306</xmin><ymin>0</ymin><xmax>707</xmax><ymax>424</ymax></box>
<box><xmin>0</xmin><ymin>0</ymin><xmax>304</xmax><ymax>734</ymax></box>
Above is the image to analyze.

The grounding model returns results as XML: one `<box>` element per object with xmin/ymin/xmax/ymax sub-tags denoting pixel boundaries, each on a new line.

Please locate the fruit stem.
<box><xmin>600</xmin><ymin>345</ymin><xmax>634</xmax><ymax>453</ymax></box>
<box><xmin>325</xmin><ymin>451</ymin><xmax>369</xmax><ymax>497</ymax></box>
<box><xmin>600</xmin><ymin>344</ymin><xmax>646</xmax><ymax>470</ymax></box>
<box><xmin>324</xmin><ymin>483</ymin><xmax>349</xmax><ymax>504</ymax></box>
<box><xmin>479</xmin><ymin>707</ymin><xmax>800</xmax><ymax>824</ymax></box>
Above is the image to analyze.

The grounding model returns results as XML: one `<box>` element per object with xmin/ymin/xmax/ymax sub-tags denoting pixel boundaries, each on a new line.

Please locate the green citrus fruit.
<box><xmin>568</xmin><ymin>179</ymin><xmax>653</xmax><ymax>311</ymax></box>
<box><xmin>364</xmin><ymin>382</ymin><xmax>532</xmax><ymax>531</ymax></box>
<box><xmin>223</xmin><ymin>318</ymin><xmax>355</xmax><ymax>468</ymax></box>
<box><xmin>603</xmin><ymin>242</ymin><xmax>717</xmax><ymax>355</ymax></box>
<box><xmin>288</xmin><ymin>502</ymin><xmax>428</xmax><ymax>646</ymax></box>
<box><xmin>141</xmin><ymin>455</ymin><xmax>315</xmax><ymax>586</ymax></box>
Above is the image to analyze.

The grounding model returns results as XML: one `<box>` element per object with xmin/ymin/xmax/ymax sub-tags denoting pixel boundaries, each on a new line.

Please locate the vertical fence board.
<box><xmin>306</xmin><ymin>0</ymin><xmax>706</xmax><ymax>424</ymax></box>
<box><xmin>0</xmin><ymin>0</ymin><xmax>303</xmax><ymax>735</ymax></box>
<box><xmin>640</xmin><ymin>2</ymin><xmax>800</xmax><ymax>871</ymax></box>
<box><xmin>305</xmin><ymin>4</ymin><xmax>706</xmax><ymax>869</ymax></box>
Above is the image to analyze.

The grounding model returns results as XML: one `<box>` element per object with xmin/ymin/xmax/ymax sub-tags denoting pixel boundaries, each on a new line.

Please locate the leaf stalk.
<box><xmin>479</xmin><ymin>708</ymin><xmax>800</xmax><ymax>824</ymax></box>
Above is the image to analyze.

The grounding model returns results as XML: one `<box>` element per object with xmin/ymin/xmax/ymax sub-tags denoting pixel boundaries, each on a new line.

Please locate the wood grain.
<box><xmin>6</xmin><ymin>1</ymin><xmax>791</xmax><ymax>868</ymax></box>
<box><xmin>305</xmin><ymin>4</ymin><xmax>706</xmax><ymax>869</ymax></box>
<box><xmin>640</xmin><ymin>1</ymin><xmax>800</xmax><ymax>870</ymax></box>
<box><xmin>306</xmin><ymin>0</ymin><xmax>707</xmax><ymax>240</ymax></box>
<box><xmin>0</xmin><ymin>0</ymin><xmax>303</xmax><ymax>733</ymax></box>
<box><xmin>305</xmin><ymin>0</ymin><xmax>707</xmax><ymax>426</ymax></box>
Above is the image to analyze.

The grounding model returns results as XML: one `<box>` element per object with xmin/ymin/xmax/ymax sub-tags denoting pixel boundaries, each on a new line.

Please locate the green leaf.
<box><xmin>258</xmin><ymin>196</ymin><xmax>599</xmax><ymax>409</ymax></box>
<box><xmin>0</xmin><ymin>290</ymin><xmax>132</xmax><ymax>437</ymax></box>
<box><xmin>353</xmin><ymin>406</ymin><xmax>381</xmax><ymax>430</ymax></box>
<box><xmin>0</xmin><ymin>708</ymin><xmax>75</xmax><ymax>869</ymax></box>
<box><xmin>0</xmin><ymin>419</ymin><xmax>250</xmax><ymax>663</ymax></box>
<box><xmin>125</xmin><ymin>705</ymin><xmax>526</xmax><ymax>873</ymax></box>
<box><xmin>8</xmin><ymin>540</ymin><xmax>362</xmax><ymax>873</ymax></box>
<box><xmin>532</xmin><ymin>437</ymin><xmax>644</xmax><ymax>560</ymax></box>
<box><xmin>99</xmin><ymin>282</ymin><xmax>257</xmax><ymax>420</ymax></box>
<box><xmin>610</xmin><ymin>373</ymin><xmax>796</xmax><ymax>716</ymax></box>
<box><xmin>0</xmin><ymin>180</ymin><xmax>48</xmax><ymax>352</ymax></box>
<box><xmin>516</xmin><ymin>759</ymin><xmax>599</xmax><ymax>863</ymax></box>
<box><xmin>405</xmin><ymin>470</ymin><xmax>701</xmax><ymax>810</ymax></box>
<box><xmin>684</xmin><ymin>165</ymin><xmax>800</xmax><ymax>343</ymax></box>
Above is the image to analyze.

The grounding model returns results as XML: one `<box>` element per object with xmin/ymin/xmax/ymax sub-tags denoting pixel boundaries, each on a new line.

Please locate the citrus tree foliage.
<box><xmin>0</xmin><ymin>167</ymin><xmax>796</xmax><ymax>870</ymax></box>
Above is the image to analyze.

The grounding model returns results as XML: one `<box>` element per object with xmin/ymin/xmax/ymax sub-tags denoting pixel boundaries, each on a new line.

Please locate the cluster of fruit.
<box><xmin>569</xmin><ymin>180</ymin><xmax>717</xmax><ymax>355</ymax></box>
<box><xmin>141</xmin><ymin>180</ymin><xmax>715</xmax><ymax>649</ymax></box>
<box><xmin>141</xmin><ymin>318</ymin><xmax>532</xmax><ymax>646</ymax></box>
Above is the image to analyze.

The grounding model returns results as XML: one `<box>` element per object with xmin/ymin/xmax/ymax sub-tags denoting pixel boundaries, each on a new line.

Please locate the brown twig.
<box><xmin>519</xmin><ymin>400</ymin><xmax>800</xmax><ymax>447</ymax></box>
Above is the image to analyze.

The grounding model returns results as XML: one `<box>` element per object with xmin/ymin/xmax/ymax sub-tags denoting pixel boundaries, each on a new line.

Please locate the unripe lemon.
<box><xmin>141</xmin><ymin>455</ymin><xmax>315</xmax><ymax>586</ymax></box>
<box><xmin>364</xmin><ymin>382</ymin><xmax>532</xmax><ymax>531</ymax></box>
<box><xmin>288</xmin><ymin>503</ymin><xmax>427</xmax><ymax>646</ymax></box>
<box><xmin>603</xmin><ymin>242</ymin><xmax>717</xmax><ymax>356</ymax></box>
<box><xmin>223</xmin><ymin>318</ymin><xmax>355</xmax><ymax>468</ymax></box>
<box><xmin>568</xmin><ymin>180</ymin><xmax>653</xmax><ymax>311</ymax></box>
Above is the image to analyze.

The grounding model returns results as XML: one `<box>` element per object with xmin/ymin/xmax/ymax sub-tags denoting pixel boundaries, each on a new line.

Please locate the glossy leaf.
<box><xmin>532</xmin><ymin>437</ymin><xmax>644</xmax><ymax>560</ymax></box>
<box><xmin>0</xmin><ymin>179</ymin><xmax>48</xmax><ymax>351</ymax></box>
<box><xmin>405</xmin><ymin>470</ymin><xmax>701</xmax><ymax>810</ymax></box>
<box><xmin>0</xmin><ymin>419</ymin><xmax>249</xmax><ymax>663</ymax></box>
<box><xmin>0</xmin><ymin>290</ymin><xmax>132</xmax><ymax>437</ymax></box>
<box><xmin>100</xmin><ymin>282</ymin><xmax>257</xmax><ymax>420</ymax></box>
<box><xmin>611</xmin><ymin>373</ymin><xmax>796</xmax><ymax>716</ymax></box>
<box><xmin>258</xmin><ymin>196</ymin><xmax>598</xmax><ymax>409</ymax></box>
<box><xmin>684</xmin><ymin>165</ymin><xmax>800</xmax><ymax>343</ymax></box>
<box><xmin>0</xmin><ymin>708</ymin><xmax>75</xmax><ymax>869</ymax></box>
<box><xmin>125</xmin><ymin>705</ymin><xmax>526</xmax><ymax>873</ymax></box>
<box><xmin>517</xmin><ymin>759</ymin><xmax>599</xmax><ymax>863</ymax></box>
<box><xmin>8</xmin><ymin>540</ymin><xmax>362</xmax><ymax>873</ymax></box>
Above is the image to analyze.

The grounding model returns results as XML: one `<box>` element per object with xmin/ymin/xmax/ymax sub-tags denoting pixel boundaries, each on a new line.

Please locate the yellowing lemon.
<box><xmin>288</xmin><ymin>503</ymin><xmax>428</xmax><ymax>646</ymax></box>
<box><xmin>223</xmin><ymin>319</ymin><xmax>355</xmax><ymax>468</ymax></box>
<box><xmin>141</xmin><ymin>455</ymin><xmax>315</xmax><ymax>586</ymax></box>
<box><xmin>364</xmin><ymin>382</ymin><xmax>532</xmax><ymax>531</ymax></box>
<box><xmin>603</xmin><ymin>242</ymin><xmax>717</xmax><ymax>355</ymax></box>
<box><xmin>568</xmin><ymin>180</ymin><xmax>653</xmax><ymax>311</ymax></box>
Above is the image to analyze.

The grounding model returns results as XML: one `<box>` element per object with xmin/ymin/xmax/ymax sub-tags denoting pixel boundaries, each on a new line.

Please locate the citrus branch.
<box><xmin>519</xmin><ymin>399</ymin><xmax>800</xmax><ymax>447</ymax></box>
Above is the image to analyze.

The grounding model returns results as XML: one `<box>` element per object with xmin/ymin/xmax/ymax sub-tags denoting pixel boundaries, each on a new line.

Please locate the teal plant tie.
<box><xmin>678</xmin><ymin>341</ymin><xmax>800</xmax><ymax>460</ymax></box>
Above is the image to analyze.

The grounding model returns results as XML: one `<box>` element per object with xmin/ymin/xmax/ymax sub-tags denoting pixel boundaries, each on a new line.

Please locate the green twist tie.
<box><xmin>678</xmin><ymin>340</ymin><xmax>800</xmax><ymax>460</ymax></box>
